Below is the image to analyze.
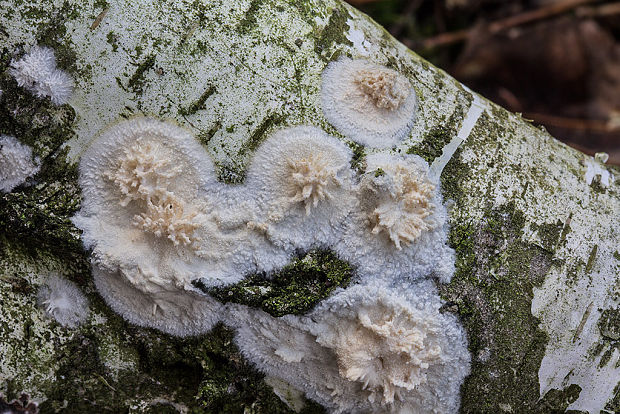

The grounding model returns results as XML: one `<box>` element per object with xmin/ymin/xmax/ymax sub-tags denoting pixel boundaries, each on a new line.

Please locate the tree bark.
<box><xmin>0</xmin><ymin>0</ymin><xmax>618</xmax><ymax>412</ymax></box>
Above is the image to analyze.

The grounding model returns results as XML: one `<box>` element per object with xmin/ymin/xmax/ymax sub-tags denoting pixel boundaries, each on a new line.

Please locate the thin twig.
<box><xmin>524</xmin><ymin>112</ymin><xmax>618</xmax><ymax>133</ymax></box>
<box><xmin>419</xmin><ymin>0</ymin><xmax>600</xmax><ymax>50</ymax></box>
<box><xmin>90</xmin><ymin>7</ymin><xmax>109</xmax><ymax>31</ymax></box>
<box><xmin>390</xmin><ymin>0</ymin><xmax>424</xmax><ymax>38</ymax></box>
<box><xmin>576</xmin><ymin>2</ymin><xmax>620</xmax><ymax>17</ymax></box>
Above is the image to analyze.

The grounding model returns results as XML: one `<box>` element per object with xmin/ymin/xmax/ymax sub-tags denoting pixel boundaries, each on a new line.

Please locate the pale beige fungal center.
<box><xmin>329</xmin><ymin>301</ymin><xmax>443</xmax><ymax>405</ymax></box>
<box><xmin>354</xmin><ymin>69</ymin><xmax>410</xmax><ymax>111</ymax></box>
<box><xmin>106</xmin><ymin>140</ymin><xmax>203</xmax><ymax>250</ymax></box>
<box><xmin>105</xmin><ymin>141</ymin><xmax>178</xmax><ymax>206</ymax></box>
<box><xmin>133</xmin><ymin>194</ymin><xmax>203</xmax><ymax>248</ymax></box>
<box><xmin>286</xmin><ymin>153</ymin><xmax>341</xmax><ymax>215</ymax></box>
<box><xmin>368</xmin><ymin>165</ymin><xmax>436</xmax><ymax>250</ymax></box>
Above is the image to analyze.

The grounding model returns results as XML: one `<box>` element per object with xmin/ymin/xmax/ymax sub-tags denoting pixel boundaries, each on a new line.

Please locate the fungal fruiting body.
<box><xmin>92</xmin><ymin>266</ymin><xmax>221</xmax><ymax>337</ymax></box>
<box><xmin>335</xmin><ymin>152</ymin><xmax>455</xmax><ymax>283</ymax></box>
<box><xmin>9</xmin><ymin>45</ymin><xmax>74</xmax><ymax>105</ymax></box>
<box><xmin>228</xmin><ymin>282</ymin><xmax>470</xmax><ymax>413</ymax></box>
<box><xmin>72</xmin><ymin>113</ymin><xmax>470</xmax><ymax>409</ymax></box>
<box><xmin>73</xmin><ymin>118</ymin><xmax>235</xmax><ymax>335</ymax></box>
<box><xmin>0</xmin><ymin>135</ymin><xmax>40</xmax><ymax>192</ymax></box>
<box><xmin>321</xmin><ymin>57</ymin><xmax>417</xmax><ymax>148</ymax></box>
<box><xmin>245</xmin><ymin>126</ymin><xmax>355</xmax><ymax>250</ymax></box>
<box><xmin>37</xmin><ymin>275</ymin><xmax>89</xmax><ymax>328</ymax></box>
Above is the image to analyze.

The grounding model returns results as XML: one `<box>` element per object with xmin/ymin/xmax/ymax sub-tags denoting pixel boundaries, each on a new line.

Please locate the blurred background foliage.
<box><xmin>347</xmin><ymin>0</ymin><xmax>620</xmax><ymax>164</ymax></box>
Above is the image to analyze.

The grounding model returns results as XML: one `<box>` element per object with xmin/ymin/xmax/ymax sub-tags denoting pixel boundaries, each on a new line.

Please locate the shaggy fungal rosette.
<box><xmin>366</xmin><ymin>162</ymin><xmax>437</xmax><ymax>250</ymax></box>
<box><xmin>244</xmin><ymin>126</ymin><xmax>355</xmax><ymax>250</ymax></box>
<box><xmin>226</xmin><ymin>281</ymin><xmax>470</xmax><ymax>413</ymax></box>
<box><xmin>0</xmin><ymin>135</ymin><xmax>40</xmax><ymax>192</ymax></box>
<box><xmin>321</xmin><ymin>57</ymin><xmax>417</xmax><ymax>148</ymax></box>
<box><xmin>9</xmin><ymin>45</ymin><xmax>73</xmax><ymax>105</ymax></box>
<box><xmin>335</xmin><ymin>152</ymin><xmax>455</xmax><ymax>283</ymax></box>
<box><xmin>37</xmin><ymin>274</ymin><xmax>89</xmax><ymax>328</ymax></box>
<box><xmin>105</xmin><ymin>140</ymin><xmax>204</xmax><ymax>251</ymax></box>
<box><xmin>72</xmin><ymin>118</ymin><xmax>231</xmax><ymax>336</ymax></box>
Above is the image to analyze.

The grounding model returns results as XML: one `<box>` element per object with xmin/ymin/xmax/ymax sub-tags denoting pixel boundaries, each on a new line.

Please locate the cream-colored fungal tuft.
<box><xmin>365</xmin><ymin>163</ymin><xmax>436</xmax><ymax>250</ymax></box>
<box><xmin>227</xmin><ymin>282</ymin><xmax>470</xmax><ymax>413</ymax></box>
<box><xmin>315</xmin><ymin>288</ymin><xmax>445</xmax><ymax>405</ymax></box>
<box><xmin>73</xmin><ymin>117</ymin><xmax>232</xmax><ymax>335</ymax></box>
<box><xmin>321</xmin><ymin>57</ymin><xmax>417</xmax><ymax>148</ymax></box>
<box><xmin>354</xmin><ymin>68</ymin><xmax>410</xmax><ymax>111</ymax></box>
<box><xmin>334</xmin><ymin>153</ymin><xmax>454</xmax><ymax>283</ymax></box>
<box><xmin>132</xmin><ymin>194</ymin><xmax>204</xmax><ymax>249</ymax></box>
<box><xmin>287</xmin><ymin>152</ymin><xmax>341</xmax><ymax>216</ymax></box>
<box><xmin>245</xmin><ymin>126</ymin><xmax>355</xmax><ymax>251</ymax></box>
<box><xmin>105</xmin><ymin>141</ymin><xmax>179</xmax><ymax>206</ymax></box>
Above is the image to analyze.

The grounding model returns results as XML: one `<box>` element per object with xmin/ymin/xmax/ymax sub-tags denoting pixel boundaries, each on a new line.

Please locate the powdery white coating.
<box><xmin>73</xmin><ymin>117</ymin><xmax>296</xmax><ymax>334</ymax></box>
<box><xmin>0</xmin><ymin>135</ymin><xmax>40</xmax><ymax>192</ymax></box>
<box><xmin>92</xmin><ymin>266</ymin><xmax>221</xmax><ymax>337</ymax></box>
<box><xmin>244</xmin><ymin>126</ymin><xmax>356</xmax><ymax>251</ymax></box>
<box><xmin>321</xmin><ymin>57</ymin><xmax>417</xmax><ymax>148</ymax></box>
<box><xmin>9</xmin><ymin>45</ymin><xmax>74</xmax><ymax>105</ymax></box>
<box><xmin>37</xmin><ymin>274</ymin><xmax>89</xmax><ymax>328</ymax></box>
<box><xmin>227</xmin><ymin>281</ymin><xmax>470</xmax><ymax>413</ymax></box>
<box><xmin>335</xmin><ymin>153</ymin><xmax>455</xmax><ymax>283</ymax></box>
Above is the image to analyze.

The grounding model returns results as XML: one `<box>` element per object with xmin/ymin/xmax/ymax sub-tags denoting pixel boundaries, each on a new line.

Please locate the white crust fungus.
<box><xmin>9</xmin><ymin>45</ymin><xmax>74</xmax><ymax>105</ymax></box>
<box><xmin>244</xmin><ymin>126</ymin><xmax>355</xmax><ymax>250</ymax></box>
<box><xmin>92</xmin><ymin>265</ymin><xmax>222</xmax><ymax>337</ymax></box>
<box><xmin>0</xmin><ymin>134</ymin><xmax>40</xmax><ymax>192</ymax></box>
<box><xmin>227</xmin><ymin>281</ymin><xmax>470</xmax><ymax>413</ymax></box>
<box><xmin>321</xmin><ymin>57</ymin><xmax>417</xmax><ymax>148</ymax></box>
<box><xmin>334</xmin><ymin>152</ymin><xmax>455</xmax><ymax>283</ymax></box>
<box><xmin>37</xmin><ymin>274</ymin><xmax>89</xmax><ymax>328</ymax></box>
<box><xmin>72</xmin><ymin>118</ymin><xmax>231</xmax><ymax>335</ymax></box>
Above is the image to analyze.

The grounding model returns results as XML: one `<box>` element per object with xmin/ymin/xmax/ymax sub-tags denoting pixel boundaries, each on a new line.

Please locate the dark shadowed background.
<box><xmin>347</xmin><ymin>0</ymin><xmax>620</xmax><ymax>165</ymax></box>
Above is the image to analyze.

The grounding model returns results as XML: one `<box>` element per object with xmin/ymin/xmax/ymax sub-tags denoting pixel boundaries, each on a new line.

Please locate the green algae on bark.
<box><xmin>202</xmin><ymin>250</ymin><xmax>353</xmax><ymax>317</ymax></box>
<box><xmin>2</xmin><ymin>0</ymin><xmax>619</xmax><ymax>411</ymax></box>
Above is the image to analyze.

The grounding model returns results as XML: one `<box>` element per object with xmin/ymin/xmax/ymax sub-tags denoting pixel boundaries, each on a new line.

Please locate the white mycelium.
<box><xmin>73</xmin><ymin>118</ymin><xmax>234</xmax><ymax>335</ymax></box>
<box><xmin>245</xmin><ymin>126</ymin><xmax>355</xmax><ymax>250</ymax></box>
<box><xmin>73</xmin><ymin>113</ymin><xmax>467</xmax><ymax>409</ymax></box>
<box><xmin>321</xmin><ymin>57</ymin><xmax>417</xmax><ymax>148</ymax></box>
<box><xmin>92</xmin><ymin>266</ymin><xmax>221</xmax><ymax>337</ymax></box>
<box><xmin>37</xmin><ymin>274</ymin><xmax>89</xmax><ymax>328</ymax></box>
<box><xmin>9</xmin><ymin>45</ymin><xmax>74</xmax><ymax>105</ymax></box>
<box><xmin>335</xmin><ymin>152</ymin><xmax>455</xmax><ymax>283</ymax></box>
<box><xmin>227</xmin><ymin>281</ymin><xmax>470</xmax><ymax>413</ymax></box>
<box><xmin>0</xmin><ymin>134</ymin><xmax>40</xmax><ymax>193</ymax></box>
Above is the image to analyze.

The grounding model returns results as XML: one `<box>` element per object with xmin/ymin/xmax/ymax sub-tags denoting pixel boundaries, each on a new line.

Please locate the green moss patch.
<box><xmin>439</xmin><ymin>203</ymin><xmax>558</xmax><ymax>412</ymax></box>
<box><xmin>197</xmin><ymin>324</ymin><xmax>325</xmax><ymax>413</ymax></box>
<box><xmin>313</xmin><ymin>6</ymin><xmax>352</xmax><ymax>60</ymax></box>
<box><xmin>0</xmin><ymin>48</ymin><xmax>83</xmax><ymax>259</ymax></box>
<box><xmin>202</xmin><ymin>250</ymin><xmax>353</xmax><ymax>317</ymax></box>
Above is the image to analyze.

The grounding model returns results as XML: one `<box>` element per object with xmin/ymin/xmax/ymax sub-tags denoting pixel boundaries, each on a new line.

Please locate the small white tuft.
<box><xmin>334</xmin><ymin>152</ymin><xmax>455</xmax><ymax>283</ymax></box>
<box><xmin>0</xmin><ymin>135</ymin><xmax>40</xmax><ymax>193</ymax></box>
<box><xmin>9</xmin><ymin>45</ymin><xmax>74</xmax><ymax>105</ymax></box>
<box><xmin>321</xmin><ymin>57</ymin><xmax>417</xmax><ymax>148</ymax></box>
<box><xmin>37</xmin><ymin>274</ymin><xmax>89</xmax><ymax>328</ymax></box>
<box><xmin>245</xmin><ymin>126</ymin><xmax>355</xmax><ymax>251</ymax></box>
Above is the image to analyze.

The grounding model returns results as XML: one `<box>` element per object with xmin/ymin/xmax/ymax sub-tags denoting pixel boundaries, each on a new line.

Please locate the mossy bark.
<box><xmin>1</xmin><ymin>0</ymin><xmax>618</xmax><ymax>413</ymax></box>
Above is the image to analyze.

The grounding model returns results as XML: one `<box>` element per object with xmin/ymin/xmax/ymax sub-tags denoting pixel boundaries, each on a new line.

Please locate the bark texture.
<box><xmin>0</xmin><ymin>0</ymin><xmax>618</xmax><ymax>412</ymax></box>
